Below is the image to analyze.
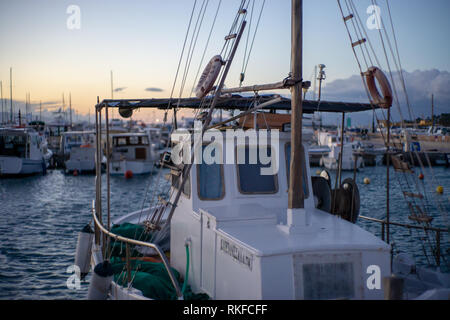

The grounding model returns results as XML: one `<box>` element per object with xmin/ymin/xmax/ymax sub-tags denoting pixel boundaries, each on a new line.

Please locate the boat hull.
<box><xmin>0</xmin><ymin>156</ymin><xmax>45</xmax><ymax>176</ymax></box>
<box><xmin>109</xmin><ymin>160</ymin><xmax>154</xmax><ymax>175</ymax></box>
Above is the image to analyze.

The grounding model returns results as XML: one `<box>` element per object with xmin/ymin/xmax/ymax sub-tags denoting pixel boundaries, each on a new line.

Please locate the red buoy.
<box><xmin>125</xmin><ymin>170</ymin><xmax>133</xmax><ymax>179</ymax></box>
<box><xmin>73</xmin><ymin>170</ymin><xmax>78</xmax><ymax>176</ymax></box>
<box><xmin>419</xmin><ymin>173</ymin><xmax>424</xmax><ymax>180</ymax></box>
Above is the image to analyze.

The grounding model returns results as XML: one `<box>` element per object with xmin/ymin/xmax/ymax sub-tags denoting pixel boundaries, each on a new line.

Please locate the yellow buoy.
<box><xmin>363</xmin><ymin>178</ymin><xmax>371</xmax><ymax>185</ymax></box>
<box><xmin>436</xmin><ymin>186</ymin><xmax>444</xmax><ymax>194</ymax></box>
<box><xmin>316</xmin><ymin>170</ymin><xmax>321</xmax><ymax>175</ymax></box>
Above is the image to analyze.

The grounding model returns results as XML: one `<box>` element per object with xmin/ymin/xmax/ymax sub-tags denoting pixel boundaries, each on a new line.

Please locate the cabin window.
<box><xmin>285</xmin><ymin>142</ymin><xmax>309</xmax><ymax>198</ymax></box>
<box><xmin>129</xmin><ymin>136</ymin><xmax>139</xmax><ymax>145</ymax></box>
<box><xmin>197</xmin><ymin>145</ymin><xmax>225</xmax><ymax>200</ymax></box>
<box><xmin>115</xmin><ymin>137</ymin><xmax>127</xmax><ymax>146</ymax></box>
<box><xmin>0</xmin><ymin>135</ymin><xmax>27</xmax><ymax>158</ymax></box>
<box><xmin>236</xmin><ymin>145</ymin><xmax>278</xmax><ymax>194</ymax></box>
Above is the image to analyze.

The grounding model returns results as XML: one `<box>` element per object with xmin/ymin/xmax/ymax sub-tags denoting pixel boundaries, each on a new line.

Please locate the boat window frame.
<box><xmin>235</xmin><ymin>144</ymin><xmax>279</xmax><ymax>195</ymax></box>
<box><xmin>196</xmin><ymin>142</ymin><xmax>226</xmax><ymax>201</ymax></box>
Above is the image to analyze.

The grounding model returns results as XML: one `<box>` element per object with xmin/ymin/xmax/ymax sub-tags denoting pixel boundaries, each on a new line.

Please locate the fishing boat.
<box><xmin>109</xmin><ymin>132</ymin><xmax>158</xmax><ymax>175</ymax></box>
<box><xmin>77</xmin><ymin>0</ymin><xmax>449</xmax><ymax>300</ymax></box>
<box><xmin>61</xmin><ymin>131</ymin><xmax>97</xmax><ymax>174</ymax></box>
<box><xmin>0</xmin><ymin>127</ymin><xmax>52</xmax><ymax>176</ymax></box>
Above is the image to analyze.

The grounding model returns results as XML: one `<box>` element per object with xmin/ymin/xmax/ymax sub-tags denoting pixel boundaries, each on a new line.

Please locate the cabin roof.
<box><xmin>97</xmin><ymin>94</ymin><xmax>377</xmax><ymax>114</ymax></box>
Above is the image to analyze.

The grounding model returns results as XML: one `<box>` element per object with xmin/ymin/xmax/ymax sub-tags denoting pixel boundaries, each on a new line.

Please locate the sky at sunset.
<box><xmin>0</xmin><ymin>0</ymin><xmax>449</xmax><ymax>125</ymax></box>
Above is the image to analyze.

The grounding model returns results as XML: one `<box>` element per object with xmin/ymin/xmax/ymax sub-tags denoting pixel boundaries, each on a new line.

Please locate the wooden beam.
<box><xmin>288</xmin><ymin>0</ymin><xmax>304</xmax><ymax>209</ymax></box>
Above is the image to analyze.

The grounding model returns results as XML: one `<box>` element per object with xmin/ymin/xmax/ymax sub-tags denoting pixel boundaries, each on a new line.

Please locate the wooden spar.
<box><xmin>221</xmin><ymin>79</ymin><xmax>310</xmax><ymax>95</ymax></box>
<box><xmin>288</xmin><ymin>0</ymin><xmax>304</xmax><ymax>209</ymax></box>
<box><xmin>208</xmin><ymin>97</ymin><xmax>282</xmax><ymax>129</ymax></box>
<box><xmin>221</xmin><ymin>81</ymin><xmax>288</xmax><ymax>94</ymax></box>
<box><xmin>94</xmin><ymin>98</ymin><xmax>101</xmax><ymax>245</ymax></box>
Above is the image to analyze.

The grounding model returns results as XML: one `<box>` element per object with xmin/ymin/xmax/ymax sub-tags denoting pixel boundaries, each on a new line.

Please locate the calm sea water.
<box><xmin>0</xmin><ymin>165</ymin><xmax>448</xmax><ymax>299</ymax></box>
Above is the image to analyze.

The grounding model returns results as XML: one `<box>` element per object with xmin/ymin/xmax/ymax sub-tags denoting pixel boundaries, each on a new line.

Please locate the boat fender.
<box><xmin>331</xmin><ymin>178</ymin><xmax>360</xmax><ymax>223</ymax></box>
<box><xmin>75</xmin><ymin>224</ymin><xmax>94</xmax><ymax>280</ymax></box>
<box><xmin>87</xmin><ymin>260</ymin><xmax>114</xmax><ymax>300</ymax></box>
<box><xmin>194</xmin><ymin>55</ymin><xmax>224</xmax><ymax>99</ymax></box>
<box><xmin>365</xmin><ymin>66</ymin><xmax>393</xmax><ymax>108</ymax></box>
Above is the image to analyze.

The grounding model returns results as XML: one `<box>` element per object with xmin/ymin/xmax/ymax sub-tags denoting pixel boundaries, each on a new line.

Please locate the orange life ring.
<box><xmin>194</xmin><ymin>55</ymin><xmax>224</xmax><ymax>99</ymax></box>
<box><xmin>365</xmin><ymin>66</ymin><xmax>393</xmax><ymax>109</ymax></box>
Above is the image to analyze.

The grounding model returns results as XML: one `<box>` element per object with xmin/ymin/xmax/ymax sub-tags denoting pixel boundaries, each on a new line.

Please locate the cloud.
<box><xmin>145</xmin><ymin>87</ymin><xmax>164</xmax><ymax>92</ymax></box>
<box><xmin>114</xmin><ymin>87</ymin><xmax>127</xmax><ymax>93</ymax></box>
<box><xmin>319</xmin><ymin>69</ymin><xmax>450</xmax><ymax>125</ymax></box>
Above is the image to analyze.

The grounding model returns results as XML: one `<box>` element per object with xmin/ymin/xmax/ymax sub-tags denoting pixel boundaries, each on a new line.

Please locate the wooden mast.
<box><xmin>288</xmin><ymin>0</ymin><xmax>304</xmax><ymax>209</ymax></box>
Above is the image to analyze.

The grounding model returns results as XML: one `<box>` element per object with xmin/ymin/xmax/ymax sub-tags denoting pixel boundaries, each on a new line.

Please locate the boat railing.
<box><xmin>359</xmin><ymin>215</ymin><xmax>448</xmax><ymax>266</ymax></box>
<box><xmin>91</xmin><ymin>200</ymin><xmax>183</xmax><ymax>299</ymax></box>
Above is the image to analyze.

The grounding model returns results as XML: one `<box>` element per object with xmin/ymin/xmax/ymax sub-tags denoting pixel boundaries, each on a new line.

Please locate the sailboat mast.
<box><xmin>69</xmin><ymin>92</ymin><xmax>73</xmax><ymax>127</ymax></box>
<box><xmin>0</xmin><ymin>81</ymin><xmax>3</xmax><ymax>124</ymax></box>
<box><xmin>111</xmin><ymin>70</ymin><xmax>115</xmax><ymax>119</ymax></box>
<box><xmin>288</xmin><ymin>0</ymin><xmax>304</xmax><ymax>209</ymax></box>
<box><xmin>10</xmin><ymin>67</ymin><xmax>13</xmax><ymax>123</ymax></box>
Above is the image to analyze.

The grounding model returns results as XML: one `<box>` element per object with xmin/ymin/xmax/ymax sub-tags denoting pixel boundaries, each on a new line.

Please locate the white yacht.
<box><xmin>0</xmin><ymin>127</ymin><xmax>52</xmax><ymax>176</ymax></box>
<box><xmin>109</xmin><ymin>133</ymin><xmax>157</xmax><ymax>175</ymax></box>
<box><xmin>61</xmin><ymin>131</ymin><xmax>97</xmax><ymax>174</ymax></box>
<box><xmin>318</xmin><ymin>131</ymin><xmax>363</xmax><ymax>171</ymax></box>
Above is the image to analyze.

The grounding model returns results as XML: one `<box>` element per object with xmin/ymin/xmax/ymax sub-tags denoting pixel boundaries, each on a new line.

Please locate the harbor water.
<box><xmin>0</xmin><ymin>166</ymin><xmax>448</xmax><ymax>299</ymax></box>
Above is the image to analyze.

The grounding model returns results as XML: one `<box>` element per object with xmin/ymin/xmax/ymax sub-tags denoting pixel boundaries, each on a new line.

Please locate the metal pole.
<box><xmin>105</xmin><ymin>105</ymin><xmax>111</xmax><ymax>231</ymax></box>
<box><xmin>338</xmin><ymin>112</ymin><xmax>345</xmax><ymax>186</ymax></box>
<box><xmin>69</xmin><ymin>93</ymin><xmax>72</xmax><ymax>127</ymax></box>
<box><xmin>10</xmin><ymin>68</ymin><xmax>13</xmax><ymax>123</ymax></box>
<box><xmin>431</xmin><ymin>94</ymin><xmax>434</xmax><ymax>132</ymax></box>
<box><xmin>288</xmin><ymin>0</ymin><xmax>304</xmax><ymax>209</ymax></box>
<box><xmin>110</xmin><ymin>71</ymin><xmax>114</xmax><ymax>119</ymax></box>
<box><xmin>436</xmin><ymin>230</ymin><xmax>440</xmax><ymax>267</ymax></box>
<box><xmin>386</xmin><ymin>108</ymin><xmax>391</xmax><ymax>244</ymax></box>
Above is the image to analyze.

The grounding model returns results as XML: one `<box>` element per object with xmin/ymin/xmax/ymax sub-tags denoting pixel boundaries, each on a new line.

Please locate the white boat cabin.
<box><xmin>318</xmin><ymin>131</ymin><xmax>363</xmax><ymax>170</ymax></box>
<box><xmin>0</xmin><ymin>128</ymin><xmax>50</xmax><ymax>175</ymax></box>
<box><xmin>60</xmin><ymin>131</ymin><xmax>95</xmax><ymax>157</ymax></box>
<box><xmin>167</xmin><ymin>131</ymin><xmax>390</xmax><ymax>299</ymax></box>
<box><xmin>109</xmin><ymin>133</ymin><xmax>157</xmax><ymax>175</ymax></box>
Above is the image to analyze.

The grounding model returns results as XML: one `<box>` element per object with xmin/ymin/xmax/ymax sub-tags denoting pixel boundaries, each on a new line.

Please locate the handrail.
<box><xmin>359</xmin><ymin>215</ymin><xmax>448</xmax><ymax>233</ymax></box>
<box><xmin>91</xmin><ymin>200</ymin><xmax>183</xmax><ymax>299</ymax></box>
<box><xmin>359</xmin><ymin>215</ymin><xmax>448</xmax><ymax>266</ymax></box>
